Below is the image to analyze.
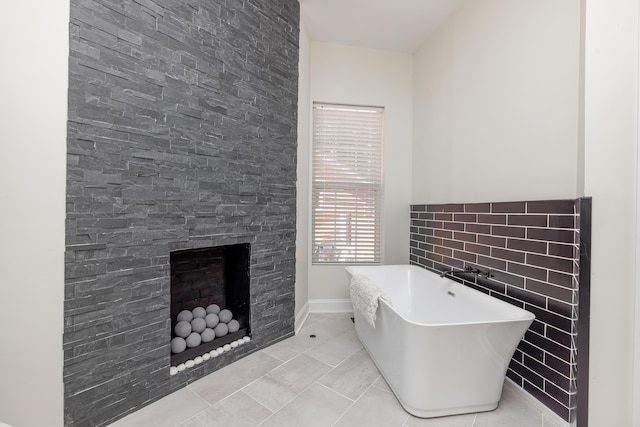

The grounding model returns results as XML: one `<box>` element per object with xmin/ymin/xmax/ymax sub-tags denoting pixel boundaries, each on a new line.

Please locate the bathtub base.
<box><xmin>397</xmin><ymin>398</ymin><xmax>498</xmax><ymax>418</ymax></box>
<box><xmin>347</xmin><ymin>265</ymin><xmax>534</xmax><ymax>420</ymax></box>
<box><xmin>354</xmin><ymin>308</ymin><xmax>512</xmax><ymax>418</ymax></box>
<box><xmin>355</xmin><ymin>318</ymin><xmax>501</xmax><ymax>418</ymax></box>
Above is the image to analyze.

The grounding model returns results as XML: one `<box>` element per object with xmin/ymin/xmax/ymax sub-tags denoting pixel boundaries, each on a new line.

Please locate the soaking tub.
<box><xmin>346</xmin><ymin>264</ymin><xmax>534</xmax><ymax>418</ymax></box>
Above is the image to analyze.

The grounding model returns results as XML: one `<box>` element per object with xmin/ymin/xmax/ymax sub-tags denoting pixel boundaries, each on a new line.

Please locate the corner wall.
<box><xmin>410</xmin><ymin>0</ymin><xmax>591</xmax><ymax>423</ymax></box>
<box><xmin>411</xmin><ymin>0</ymin><xmax>639</xmax><ymax>425</ymax></box>
<box><xmin>412</xmin><ymin>0</ymin><xmax>581</xmax><ymax>204</ymax></box>
<box><xmin>0</xmin><ymin>1</ymin><xmax>68</xmax><ymax>425</ymax></box>
<box><xmin>582</xmin><ymin>0</ymin><xmax>638</xmax><ymax>425</ymax></box>
<box><xmin>296</xmin><ymin>20</ymin><xmax>311</xmax><ymax>318</ymax></box>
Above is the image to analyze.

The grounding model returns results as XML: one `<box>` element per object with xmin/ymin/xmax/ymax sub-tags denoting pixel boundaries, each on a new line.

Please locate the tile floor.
<box><xmin>110</xmin><ymin>313</ymin><xmax>562</xmax><ymax>427</ymax></box>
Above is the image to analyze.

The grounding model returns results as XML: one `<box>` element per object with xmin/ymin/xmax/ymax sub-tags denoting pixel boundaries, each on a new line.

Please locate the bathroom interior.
<box><xmin>1</xmin><ymin>0</ymin><xmax>639</xmax><ymax>426</ymax></box>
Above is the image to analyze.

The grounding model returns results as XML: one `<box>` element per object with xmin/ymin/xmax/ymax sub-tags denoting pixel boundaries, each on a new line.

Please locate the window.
<box><xmin>311</xmin><ymin>103</ymin><xmax>384</xmax><ymax>264</ymax></box>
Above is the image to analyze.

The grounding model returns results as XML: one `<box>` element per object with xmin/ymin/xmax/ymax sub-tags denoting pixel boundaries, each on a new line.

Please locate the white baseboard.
<box><xmin>294</xmin><ymin>302</ymin><xmax>310</xmax><ymax>335</ymax></box>
<box><xmin>504</xmin><ymin>379</ymin><xmax>574</xmax><ymax>427</ymax></box>
<box><xmin>308</xmin><ymin>299</ymin><xmax>353</xmax><ymax>313</ymax></box>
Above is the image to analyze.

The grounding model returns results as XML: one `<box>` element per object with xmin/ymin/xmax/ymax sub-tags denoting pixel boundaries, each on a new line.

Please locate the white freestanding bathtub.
<box><xmin>346</xmin><ymin>264</ymin><xmax>535</xmax><ymax>418</ymax></box>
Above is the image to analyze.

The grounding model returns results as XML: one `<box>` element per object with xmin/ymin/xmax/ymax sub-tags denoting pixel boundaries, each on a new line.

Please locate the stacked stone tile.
<box><xmin>64</xmin><ymin>0</ymin><xmax>299</xmax><ymax>425</ymax></box>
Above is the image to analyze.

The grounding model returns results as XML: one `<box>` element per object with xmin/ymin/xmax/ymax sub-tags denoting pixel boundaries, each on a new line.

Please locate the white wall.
<box><xmin>410</xmin><ymin>0</ymin><xmax>638</xmax><ymax>424</ymax></box>
<box><xmin>412</xmin><ymin>0</ymin><xmax>581</xmax><ymax>204</ymax></box>
<box><xmin>0</xmin><ymin>1</ymin><xmax>633</xmax><ymax>425</ymax></box>
<box><xmin>0</xmin><ymin>1</ymin><xmax>68</xmax><ymax>426</ymax></box>
<box><xmin>583</xmin><ymin>0</ymin><xmax>638</xmax><ymax>425</ymax></box>
<box><xmin>295</xmin><ymin>20</ymin><xmax>311</xmax><ymax>317</ymax></box>
<box><xmin>306</xmin><ymin>42</ymin><xmax>413</xmax><ymax>300</ymax></box>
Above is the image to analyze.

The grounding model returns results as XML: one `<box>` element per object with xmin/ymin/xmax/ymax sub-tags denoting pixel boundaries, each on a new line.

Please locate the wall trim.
<box><xmin>576</xmin><ymin>197</ymin><xmax>591</xmax><ymax>427</ymax></box>
<box><xmin>634</xmin><ymin>14</ymin><xmax>640</xmax><ymax>422</ymax></box>
<box><xmin>634</xmin><ymin>11</ymin><xmax>640</xmax><ymax>424</ymax></box>
<box><xmin>308</xmin><ymin>299</ymin><xmax>353</xmax><ymax>313</ymax></box>
<box><xmin>504</xmin><ymin>379</ymin><xmax>572</xmax><ymax>427</ymax></box>
<box><xmin>635</xmin><ymin>186</ymin><xmax>640</xmax><ymax>427</ymax></box>
<box><xmin>294</xmin><ymin>302</ymin><xmax>310</xmax><ymax>334</ymax></box>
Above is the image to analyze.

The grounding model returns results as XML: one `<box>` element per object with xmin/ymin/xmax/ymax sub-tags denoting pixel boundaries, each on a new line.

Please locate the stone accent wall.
<box><xmin>64</xmin><ymin>0</ymin><xmax>299</xmax><ymax>425</ymax></box>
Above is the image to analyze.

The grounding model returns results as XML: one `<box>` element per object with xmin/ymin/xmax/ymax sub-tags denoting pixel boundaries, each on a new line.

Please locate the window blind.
<box><xmin>311</xmin><ymin>103</ymin><xmax>384</xmax><ymax>264</ymax></box>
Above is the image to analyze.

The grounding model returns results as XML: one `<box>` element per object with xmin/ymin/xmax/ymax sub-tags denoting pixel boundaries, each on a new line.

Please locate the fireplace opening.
<box><xmin>170</xmin><ymin>243</ymin><xmax>250</xmax><ymax>366</ymax></box>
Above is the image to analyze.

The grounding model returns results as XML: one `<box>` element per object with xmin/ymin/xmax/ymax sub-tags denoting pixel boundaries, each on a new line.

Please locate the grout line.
<box><xmin>519</xmin><ymin>359</ymin><xmax>575</xmax><ymax>388</ymax></box>
<box><xmin>254</xmin><ymin>371</ymin><xmax>326</xmax><ymax>425</ymax></box>
<box><xmin>251</xmin><ymin>320</ymin><xmax>353</xmax><ymax>423</ymax></box>
<box><xmin>171</xmin><ymin>405</ymin><xmax>210</xmax><ymax>427</ymax></box>
<box><xmin>330</xmin><ymin>377</ymin><xmax>381</xmax><ymax>427</ymax></box>
<box><xmin>523</xmin><ymin>329</ymin><xmax>572</xmax><ymax>353</ymax></box>
<box><xmin>522</xmin><ymin>379</ymin><xmax>573</xmax><ymax>412</ymax></box>
<box><xmin>185</xmin><ymin>386</ymin><xmax>214</xmax><ymax>408</ymax></box>
<box><xmin>400</xmin><ymin>410</ymin><xmax>411</xmax><ymax>426</ymax></box>
<box><xmin>423</xmin><ymin>245</ymin><xmax>579</xmax><ymax>284</ymax></box>
<box><xmin>270</xmin><ymin>375</ymin><xmax>331</xmax><ymax>424</ymax></box>
<box><xmin>118</xmin><ymin>313</ymin><xmax>562</xmax><ymax>427</ymax></box>
<box><xmin>315</xmin><ymin>380</ymin><xmax>357</xmax><ymax>402</ymax></box>
<box><xmin>256</xmin><ymin>410</ymin><xmax>274</xmax><ymax>426</ymax></box>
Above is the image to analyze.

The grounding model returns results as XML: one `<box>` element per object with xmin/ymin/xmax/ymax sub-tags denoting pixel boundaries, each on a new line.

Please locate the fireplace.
<box><xmin>64</xmin><ymin>0</ymin><xmax>299</xmax><ymax>424</ymax></box>
<box><xmin>169</xmin><ymin>244</ymin><xmax>251</xmax><ymax>367</ymax></box>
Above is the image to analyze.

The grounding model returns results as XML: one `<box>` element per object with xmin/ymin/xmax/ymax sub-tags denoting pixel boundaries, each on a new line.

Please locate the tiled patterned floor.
<box><xmin>110</xmin><ymin>313</ymin><xmax>562</xmax><ymax>427</ymax></box>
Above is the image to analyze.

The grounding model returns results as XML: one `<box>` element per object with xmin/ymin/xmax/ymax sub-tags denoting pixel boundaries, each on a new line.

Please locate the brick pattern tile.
<box><xmin>410</xmin><ymin>199</ymin><xmax>581</xmax><ymax>422</ymax></box>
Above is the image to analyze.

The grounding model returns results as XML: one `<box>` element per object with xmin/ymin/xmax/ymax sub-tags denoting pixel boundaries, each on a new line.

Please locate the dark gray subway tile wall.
<box><xmin>65</xmin><ymin>1</ymin><xmax>299</xmax><ymax>425</ymax></box>
<box><xmin>410</xmin><ymin>199</ymin><xmax>589</xmax><ymax>423</ymax></box>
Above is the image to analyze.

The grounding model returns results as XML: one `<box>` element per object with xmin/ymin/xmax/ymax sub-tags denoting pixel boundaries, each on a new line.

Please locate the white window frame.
<box><xmin>311</xmin><ymin>102</ymin><xmax>384</xmax><ymax>265</ymax></box>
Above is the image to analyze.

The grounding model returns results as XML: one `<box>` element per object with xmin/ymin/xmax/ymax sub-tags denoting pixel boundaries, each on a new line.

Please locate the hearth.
<box><xmin>169</xmin><ymin>244</ymin><xmax>251</xmax><ymax>367</ymax></box>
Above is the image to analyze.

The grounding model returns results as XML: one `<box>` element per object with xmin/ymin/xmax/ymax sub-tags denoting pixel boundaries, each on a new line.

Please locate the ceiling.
<box><xmin>299</xmin><ymin>0</ymin><xmax>464</xmax><ymax>53</ymax></box>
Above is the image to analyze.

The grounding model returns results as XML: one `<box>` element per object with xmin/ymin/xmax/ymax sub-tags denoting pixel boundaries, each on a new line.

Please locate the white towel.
<box><xmin>350</xmin><ymin>274</ymin><xmax>391</xmax><ymax>328</ymax></box>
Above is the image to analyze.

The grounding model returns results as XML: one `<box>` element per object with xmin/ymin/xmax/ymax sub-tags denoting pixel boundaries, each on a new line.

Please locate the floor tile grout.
<box><xmin>111</xmin><ymin>313</ymin><xmax>556</xmax><ymax>427</ymax></box>
<box><xmin>330</xmin><ymin>371</ymin><xmax>383</xmax><ymax>427</ymax></box>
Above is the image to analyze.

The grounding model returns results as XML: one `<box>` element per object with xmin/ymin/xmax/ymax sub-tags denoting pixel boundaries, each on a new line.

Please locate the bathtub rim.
<box><xmin>346</xmin><ymin>264</ymin><xmax>535</xmax><ymax>328</ymax></box>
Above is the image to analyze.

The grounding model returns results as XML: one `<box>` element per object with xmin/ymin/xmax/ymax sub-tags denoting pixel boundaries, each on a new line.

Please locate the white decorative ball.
<box><xmin>201</xmin><ymin>328</ymin><xmax>215</xmax><ymax>343</ymax></box>
<box><xmin>227</xmin><ymin>319</ymin><xmax>240</xmax><ymax>333</ymax></box>
<box><xmin>185</xmin><ymin>360</ymin><xmax>195</xmax><ymax>368</ymax></box>
<box><xmin>215</xmin><ymin>347</ymin><xmax>224</xmax><ymax>354</ymax></box>
<box><xmin>206</xmin><ymin>304</ymin><xmax>221</xmax><ymax>314</ymax></box>
<box><xmin>202</xmin><ymin>353</ymin><xmax>211</xmax><ymax>361</ymax></box>
<box><xmin>243</xmin><ymin>336</ymin><xmax>251</xmax><ymax>343</ymax></box>
<box><xmin>170</xmin><ymin>366</ymin><xmax>178</xmax><ymax>376</ymax></box>
<box><xmin>186</xmin><ymin>332</ymin><xmax>202</xmax><ymax>348</ymax></box>
<box><xmin>170</xmin><ymin>337</ymin><xmax>187</xmax><ymax>354</ymax></box>
<box><xmin>230</xmin><ymin>341</ymin><xmax>239</xmax><ymax>348</ymax></box>
<box><xmin>192</xmin><ymin>306</ymin><xmax>207</xmax><ymax>318</ymax></box>
<box><xmin>174</xmin><ymin>321</ymin><xmax>192</xmax><ymax>338</ymax></box>
<box><xmin>177</xmin><ymin>363</ymin><xmax>186</xmax><ymax>372</ymax></box>
<box><xmin>219</xmin><ymin>309</ymin><xmax>233</xmax><ymax>323</ymax></box>
<box><xmin>177</xmin><ymin>310</ymin><xmax>193</xmax><ymax>323</ymax></box>
<box><xmin>191</xmin><ymin>317</ymin><xmax>206</xmax><ymax>334</ymax></box>
<box><xmin>214</xmin><ymin>322</ymin><xmax>228</xmax><ymax>337</ymax></box>
<box><xmin>205</xmin><ymin>313</ymin><xmax>220</xmax><ymax>328</ymax></box>
<box><xmin>210</xmin><ymin>350</ymin><xmax>219</xmax><ymax>357</ymax></box>
<box><xmin>223</xmin><ymin>344</ymin><xmax>231</xmax><ymax>352</ymax></box>
<box><xmin>235</xmin><ymin>339</ymin><xmax>244</xmax><ymax>346</ymax></box>
<box><xmin>194</xmin><ymin>356</ymin><xmax>203</xmax><ymax>365</ymax></box>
